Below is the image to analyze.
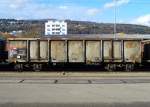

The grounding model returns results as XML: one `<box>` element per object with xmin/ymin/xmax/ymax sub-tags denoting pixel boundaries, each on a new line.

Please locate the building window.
<box><xmin>47</xmin><ymin>25</ymin><xmax>50</xmax><ymax>27</ymax></box>
<box><xmin>47</xmin><ymin>32</ymin><xmax>51</xmax><ymax>35</ymax></box>
<box><xmin>62</xmin><ymin>29</ymin><xmax>65</xmax><ymax>31</ymax></box>
<box><xmin>47</xmin><ymin>29</ymin><xmax>51</xmax><ymax>31</ymax></box>
<box><xmin>56</xmin><ymin>32</ymin><xmax>60</xmax><ymax>35</ymax></box>
<box><xmin>56</xmin><ymin>28</ymin><xmax>60</xmax><ymax>31</ymax></box>
<box><xmin>56</xmin><ymin>25</ymin><xmax>60</xmax><ymax>27</ymax></box>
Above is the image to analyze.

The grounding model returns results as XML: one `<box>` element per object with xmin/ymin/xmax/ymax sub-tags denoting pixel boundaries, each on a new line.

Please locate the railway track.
<box><xmin>0</xmin><ymin>73</ymin><xmax>150</xmax><ymax>84</ymax></box>
<box><xmin>1</xmin><ymin>71</ymin><xmax>150</xmax><ymax>78</ymax></box>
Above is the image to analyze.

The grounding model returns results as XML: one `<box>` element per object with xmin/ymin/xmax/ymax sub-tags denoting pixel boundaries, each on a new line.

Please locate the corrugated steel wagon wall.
<box><xmin>68</xmin><ymin>41</ymin><xmax>84</xmax><ymax>62</ymax></box>
<box><xmin>103</xmin><ymin>41</ymin><xmax>112</xmax><ymax>61</ymax></box>
<box><xmin>51</xmin><ymin>41</ymin><xmax>66</xmax><ymax>62</ymax></box>
<box><xmin>29</xmin><ymin>40</ymin><xmax>38</xmax><ymax>60</ymax></box>
<box><xmin>86</xmin><ymin>41</ymin><xmax>101</xmax><ymax>63</ymax></box>
<box><xmin>40</xmin><ymin>41</ymin><xmax>48</xmax><ymax>60</ymax></box>
<box><xmin>8</xmin><ymin>40</ymin><xmax>27</xmax><ymax>62</ymax></box>
<box><xmin>113</xmin><ymin>41</ymin><xmax>122</xmax><ymax>62</ymax></box>
<box><xmin>124</xmin><ymin>40</ymin><xmax>141</xmax><ymax>63</ymax></box>
<box><xmin>29</xmin><ymin>40</ymin><xmax>48</xmax><ymax>62</ymax></box>
<box><xmin>103</xmin><ymin>40</ymin><xmax>122</xmax><ymax>62</ymax></box>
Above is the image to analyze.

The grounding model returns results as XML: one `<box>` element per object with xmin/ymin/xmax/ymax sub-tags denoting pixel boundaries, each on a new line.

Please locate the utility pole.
<box><xmin>114</xmin><ymin>0</ymin><xmax>117</xmax><ymax>39</ymax></box>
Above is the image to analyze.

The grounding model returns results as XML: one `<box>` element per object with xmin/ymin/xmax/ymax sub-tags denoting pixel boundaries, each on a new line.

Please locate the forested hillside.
<box><xmin>0</xmin><ymin>19</ymin><xmax>150</xmax><ymax>38</ymax></box>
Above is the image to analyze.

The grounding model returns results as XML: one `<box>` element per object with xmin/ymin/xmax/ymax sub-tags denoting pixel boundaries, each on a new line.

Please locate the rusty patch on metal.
<box><xmin>125</xmin><ymin>42</ymin><xmax>137</xmax><ymax>48</ymax></box>
<box><xmin>124</xmin><ymin>41</ymin><xmax>141</xmax><ymax>63</ymax></box>
<box><xmin>68</xmin><ymin>41</ymin><xmax>84</xmax><ymax>62</ymax></box>
<box><xmin>51</xmin><ymin>41</ymin><xmax>66</xmax><ymax>62</ymax></box>
<box><xmin>103</xmin><ymin>41</ymin><xmax>112</xmax><ymax>59</ymax></box>
<box><xmin>86</xmin><ymin>41</ymin><xmax>101</xmax><ymax>62</ymax></box>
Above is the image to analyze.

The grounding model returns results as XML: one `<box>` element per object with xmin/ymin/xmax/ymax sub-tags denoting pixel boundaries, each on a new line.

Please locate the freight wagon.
<box><xmin>7</xmin><ymin>35</ymin><xmax>148</xmax><ymax>71</ymax></box>
<box><xmin>0</xmin><ymin>40</ymin><xmax>8</xmax><ymax>63</ymax></box>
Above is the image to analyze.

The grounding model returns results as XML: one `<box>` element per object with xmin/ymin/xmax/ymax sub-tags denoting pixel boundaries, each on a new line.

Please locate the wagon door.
<box><xmin>113</xmin><ymin>41</ymin><xmax>122</xmax><ymax>62</ymax></box>
<box><xmin>68</xmin><ymin>41</ymin><xmax>84</xmax><ymax>63</ymax></box>
<box><xmin>40</xmin><ymin>41</ymin><xmax>48</xmax><ymax>61</ymax></box>
<box><xmin>124</xmin><ymin>40</ymin><xmax>141</xmax><ymax>63</ymax></box>
<box><xmin>29</xmin><ymin>40</ymin><xmax>38</xmax><ymax>61</ymax></box>
<box><xmin>103</xmin><ymin>41</ymin><xmax>112</xmax><ymax>62</ymax></box>
<box><xmin>86</xmin><ymin>41</ymin><xmax>101</xmax><ymax>64</ymax></box>
<box><xmin>51</xmin><ymin>41</ymin><xmax>66</xmax><ymax>62</ymax></box>
<box><xmin>8</xmin><ymin>40</ymin><xmax>27</xmax><ymax>62</ymax></box>
<box><xmin>29</xmin><ymin>40</ymin><xmax>48</xmax><ymax>62</ymax></box>
<box><xmin>103</xmin><ymin>40</ymin><xmax>122</xmax><ymax>62</ymax></box>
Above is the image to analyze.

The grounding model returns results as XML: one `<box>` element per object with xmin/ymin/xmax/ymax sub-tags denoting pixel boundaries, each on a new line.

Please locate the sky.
<box><xmin>0</xmin><ymin>0</ymin><xmax>150</xmax><ymax>26</ymax></box>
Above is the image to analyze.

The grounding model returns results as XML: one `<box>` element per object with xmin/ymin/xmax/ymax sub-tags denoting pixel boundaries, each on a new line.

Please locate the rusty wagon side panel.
<box><xmin>113</xmin><ymin>41</ymin><xmax>122</xmax><ymax>62</ymax></box>
<box><xmin>29</xmin><ymin>40</ymin><xmax>48</xmax><ymax>62</ymax></box>
<box><xmin>8</xmin><ymin>40</ymin><xmax>27</xmax><ymax>62</ymax></box>
<box><xmin>103</xmin><ymin>41</ymin><xmax>112</xmax><ymax>62</ymax></box>
<box><xmin>40</xmin><ymin>41</ymin><xmax>48</xmax><ymax>60</ymax></box>
<box><xmin>103</xmin><ymin>40</ymin><xmax>122</xmax><ymax>62</ymax></box>
<box><xmin>30</xmin><ymin>40</ymin><xmax>38</xmax><ymax>60</ymax></box>
<box><xmin>68</xmin><ymin>41</ymin><xmax>84</xmax><ymax>62</ymax></box>
<box><xmin>124</xmin><ymin>40</ymin><xmax>141</xmax><ymax>63</ymax></box>
<box><xmin>51</xmin><ymin>41</ymin><xmax>66</xmax><ymax>62</ymax></box>
<box><xmin>86</xmin><ymin>41</ymin><xmax>101</xmax><ymax>63</ymax></box>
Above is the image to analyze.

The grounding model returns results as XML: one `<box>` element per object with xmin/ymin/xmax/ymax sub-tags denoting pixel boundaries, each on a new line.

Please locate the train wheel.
<box><xmin>14</xmin><ymin>64</ymin><xmax>23</xmax><ymax>72</ymax></box>
<box><xmin>125</xmin><ymin>64</ymin><xmax>134</xmax><ymax>72</ymax></box>
<box><xmin>105</xmin><ymin>64</ymin><xmax>116</xmax><ymax>71</ymax></box>
<box><xmin>33</xmin><ymin>64</ymin><xmax>42</xmax><ymax>71</ymax></box>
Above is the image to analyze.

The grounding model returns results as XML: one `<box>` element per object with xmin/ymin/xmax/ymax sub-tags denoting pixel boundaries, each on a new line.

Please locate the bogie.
<box><xmin>14</xmin><ymin>64</ymin><xmax>23</xmax><ymax>72</ymax></box>
<box><xmin>33</xmin><ymin>64</ymin><xmax>42</xmax><ymax>71</ymax></box>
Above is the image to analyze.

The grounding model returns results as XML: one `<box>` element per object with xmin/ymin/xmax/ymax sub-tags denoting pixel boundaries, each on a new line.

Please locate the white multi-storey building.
<box><xmin>45</xmin><ymin>20</ymin><xmax>67</xmax><ymax>35</ymax></box>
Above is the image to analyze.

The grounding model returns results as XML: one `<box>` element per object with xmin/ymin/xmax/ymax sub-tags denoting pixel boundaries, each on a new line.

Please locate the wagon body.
<box><xmin>7</xmin><ymin>36</ymin><xmax>142</xmax><ymax>71</ymax></box>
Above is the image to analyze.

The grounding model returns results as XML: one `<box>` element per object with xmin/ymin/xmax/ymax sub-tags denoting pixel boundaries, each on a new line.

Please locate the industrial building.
<box><xmin>45</xmin><ymin>20</ymin><xmax>67</xmax><ymax>36</ymax></box>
